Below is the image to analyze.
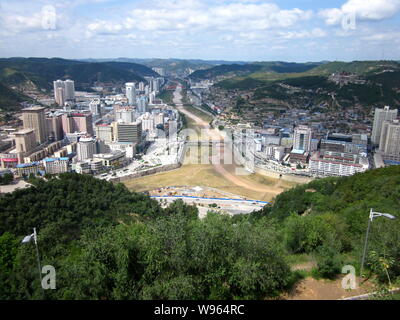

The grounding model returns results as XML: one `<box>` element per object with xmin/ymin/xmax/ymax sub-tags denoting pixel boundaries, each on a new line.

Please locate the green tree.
<box><xmin>315</xmin><ymin>242</ymin><xmax>343</xmax><ymax>279</ymax></box>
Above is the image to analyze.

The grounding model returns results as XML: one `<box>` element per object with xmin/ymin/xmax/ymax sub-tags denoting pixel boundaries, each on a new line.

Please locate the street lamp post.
<box><xmin>360</xmin><ymin>209</ymin><xmax>396</xmax><ymax>277</ymax></box>
<box><xmin>22</xmin><ymin>227</ymin><xmax>44</xmax><ymax>298</ymax></box>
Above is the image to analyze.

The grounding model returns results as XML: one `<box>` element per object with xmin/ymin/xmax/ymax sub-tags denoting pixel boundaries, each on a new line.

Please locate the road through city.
<box><xmin>173</xmin><ymin>83</ymin><xmax>285</xmax><ymax>196</ymax></box>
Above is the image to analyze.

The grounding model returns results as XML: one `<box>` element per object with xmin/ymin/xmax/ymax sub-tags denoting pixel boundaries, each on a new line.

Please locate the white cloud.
<box><xmin>362</xmin><ymin>31</ymin><xmax>400</xmax><ymax>41</ymax></box>
<box><xmin>320</xmin><ymin>0</ymin><xmax>400</xmax><ymax>25</ymax></box>
<box><xmin>86</xmin><ymin>1</ymin><xmax>313</xmax><ymax>35</ymax></box>
<box><xmin>279</xmin><ymin>28</ymin><xmax>327</xmax><ymax>39</ymax></box>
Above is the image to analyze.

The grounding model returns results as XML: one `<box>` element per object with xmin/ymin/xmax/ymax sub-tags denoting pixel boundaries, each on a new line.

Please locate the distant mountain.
<box><xmin>214</xmin><ymin>60</ymin><xmax>400</xmax><ymax>117</ymax></box>
<box><xmin>0</xmin><ymin>58</ymin><xmax>158</xmax><ymax>92</ymax></box>
<box><xmin>79</xmin><ymin>58</ymin><xmax>250</xmax><ymax>76</ymax></box>
<box><xmin>80</xmin><ymin>57</ymin><xmax>249</xmax><ymax>66</ymax></box>
<box><xmin>307</xmin><ymin>60</ymin><xmax>400</xmax><ymax>76</ymax></box>
<box><xmin>189</xmin><ymin>61</ymin><xmax>325</xmax><ymax>82</ymax></box>
<box><xmin>216</xmin><ymin>60</ymin><xmax>400</xmax><ymax>90</ymax></box>
<box><xmin>251</xmin><ymin>61</ymin><xmax>325</xmax><ymax>74</ymax></box>
<box><xmin>188</xmin><ymin>64</ymin><xmax>263</xmax><ymax>81</ymax></box>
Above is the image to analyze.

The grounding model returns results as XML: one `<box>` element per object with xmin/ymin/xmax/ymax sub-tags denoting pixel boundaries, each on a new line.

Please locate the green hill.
<box><xmin>252</xmin><ymin>166</ymin><xmax>400</xmax><ymax>282</ymax></box>
<box><xmin>215</xmin><ymin>61</ymin><xmax>400</xmax><ymax>111</ymax></box>
<box><xmin>0</xmin><ymin>58</ymin><xmax>159</xmax><ymax>92</ymax></box>
<box><xmin>251</xmin><ymin>75</ymin><xmax>399</xmax><ymax>108</ymax></box>
<box><xmin>216</xmin><ymin>60</ymin><xmax>400</xmax><ymax>90</ymax></box>
<box><xmin>189</xmin><ymin>64</ymin><xmax>263</xmax><ymax>81</ymax></box>
<box><xmin>0</xmin><ymin>173</ymin><xmax>292</xmax><ymax>300</ymax></box>
<box><xmin>307</xmin><ymin>60</ymin><xmax>400</xmax><ymax>76</ymax></box>
<box><xmin>253</xmin><ymin>61</ymin><xmax>323</xmax><ymax>74</ymax></box>
<box><xmin>1</xmin><ymin>168</ymin><xmax>399</xmax><ymax>300</ymax></box>
<box><xmin>190</xmin><ymin>61</ymin><xmax>323</xmax><ymax>82</ymax></box>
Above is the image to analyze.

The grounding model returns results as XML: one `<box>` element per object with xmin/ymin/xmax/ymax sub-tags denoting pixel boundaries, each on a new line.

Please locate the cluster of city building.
<box><xmin>188</xmin><ymin>77</ymin><xmax>400</xmax><ymax>178</ymax></box>
<box><xmin>0</xmin><ymin>71</ymin><xmax>184</xmax><ymax>178</ymax></box>
<box><xmin>232</xmin><ymin>106</ymin><xmax>400</xmax><ymax>177</ymax></box>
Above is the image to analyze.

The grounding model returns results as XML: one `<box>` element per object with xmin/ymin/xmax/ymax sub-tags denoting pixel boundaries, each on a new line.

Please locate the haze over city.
<box><xmin>1</xmin><ymin>0</ymin><xmax>400</xmax><ymax>61</ymax></box>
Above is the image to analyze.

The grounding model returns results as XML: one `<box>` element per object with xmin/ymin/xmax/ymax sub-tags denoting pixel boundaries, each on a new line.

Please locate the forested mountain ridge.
<box><xmin>188</xmin><ymin>61</ymin><xmax>324</xmax><ymax>82</ymax></box>
<box><xmin>188</xmin><ymin>64</ymin><xmax>263</xmax><ymax>81</ymax></box>
<box><xmin>216</xmin><ymin>60</ymin><xmax>400</xmax><ymax>88</ymax></box>
<box><xmin>0</xmin><ymin>58</ymin><xmax>159</xmax><ymax>92</ymax></box>
<box><xmin>214</xmin><ymin>60</ymin><xmax>400</xmax><ymax>113</ymax></box>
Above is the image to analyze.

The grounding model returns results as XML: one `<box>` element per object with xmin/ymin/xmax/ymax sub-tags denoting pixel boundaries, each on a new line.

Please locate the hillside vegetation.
<box><xmin>189</xmin><ymin>62</ymin><xmax>324</xmax><ymax>82</ymax></box>
<box><xmin>189</xmin><ymin>64</ymin><xmax>263</xmax><ymax>81</ymax></box>
<box><xmin>0</xmin><ymin>82</ymin><xmax>31</xmax><ymax>111</ymax></box>
<box><xmin>217</xmin><ymin>60</ymin><xmax>400</xmax><ymax>90</ymax></box>
<box><xmin>251</xmin><ymin>166</ymin><xmax>400</xmax><ymax>283</ymax></box>
<box><xmin>0</xmin><ymin>173</ymin><xmax>292</xmax><ymax>300</ymax></box>
<box><xmin>0</xmin><ymin>58</ymin><xmax>158</xmax><ymax>92</ymax></box>
<box><xmin>1</xmin><ymin>168</ymin><xmax>399</xmax><ymax>300</ymax></box>
<box><xmin>214</xmin><ymin>61</ymin><xmax>400</xmax><ymax>111</ymax></box>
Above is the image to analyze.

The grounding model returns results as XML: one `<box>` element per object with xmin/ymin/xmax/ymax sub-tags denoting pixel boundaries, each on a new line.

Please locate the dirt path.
<box><xmin>283</xmin><ymin>276</ymin><xmax>377</xmax><ymax>300</ymax></box>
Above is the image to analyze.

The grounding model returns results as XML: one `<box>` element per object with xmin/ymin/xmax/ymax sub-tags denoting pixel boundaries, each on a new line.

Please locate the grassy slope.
<box><xmin>216</xmin><ymin>60</ymin><xmax>400</xmax><ymax>90</ymax></box>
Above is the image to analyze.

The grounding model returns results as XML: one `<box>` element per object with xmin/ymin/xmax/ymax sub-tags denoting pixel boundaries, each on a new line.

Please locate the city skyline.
<box><xmin>0</xmin><ymin>0</ymin><xmax>400</xmax><ymax>62</ymax></box>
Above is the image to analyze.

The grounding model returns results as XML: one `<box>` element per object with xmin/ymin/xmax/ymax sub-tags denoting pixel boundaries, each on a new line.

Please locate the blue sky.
<box><xmin>0</xmin><ymin>0</ymin><xmax>399</xmax><ymax>62</ymax></box>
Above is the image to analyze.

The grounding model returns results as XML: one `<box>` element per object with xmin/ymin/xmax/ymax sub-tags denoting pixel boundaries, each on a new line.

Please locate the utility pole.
<box><xmin>360</xmin><ymin>209</ymin><xmax>396</xmax><ymax>278</ymax></box>
<box><xmin>360</xmin><ymin>209</ymin><xmax>373</xmax><ymax>277</ymax></box>
<box><xmin>33</xmin><ymin>228</ymin><xmax>45</xmax><ymax>299</ymax></box>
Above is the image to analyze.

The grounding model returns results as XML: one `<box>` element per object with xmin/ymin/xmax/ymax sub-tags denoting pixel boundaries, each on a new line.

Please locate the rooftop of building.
<box><xmin>22</xmin><ymin>106</ymin><xmax>45</xmax><ymax>112</ymax></box>
<box><xmin>79</xmin><ymin>137</ymin><xmax>95</xmax><ymax>143</ymax></box>
<box><xmin>291</xmin><ymin>149</ymin><xmax>306</xmax><ymax>155</ymax></box>
<box><xmin>14</xmin><ymin>128</ymin><xmax>35</xmax><ymax>135</ymax></box>
<box><xmin>93</xmin><ymin>152</ymin><xmax>125</xmax><ymax>159</ymax></box>
<box><xmin>16</xmin><ymin>161</ymin><xmax>41</xmax><ymax>168</ymax></box>
<box><xmin>44</xmin><ymin>157</ymin><xmax>69</xmax><ymax>162</ymax></box>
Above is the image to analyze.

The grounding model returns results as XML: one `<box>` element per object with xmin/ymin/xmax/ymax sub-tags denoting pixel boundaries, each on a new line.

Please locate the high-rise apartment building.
<box><xmin>115</xmin><ymin>107</ymin><xmax>135</xmax><ymax>123</ymax></box>
<box><xmin>46</xmin><ymin>113</ymin><xmax>64</xmax><ymax>142</ymax></box>
<box><xmin>54</xmin><ymin>80</ymin><xmax>65</xmax><ymax>106</ymax></box>
<box><xmin>53</xmin><ymin>80</ymin><xmax>75</xmax><ymax>106</ymax></box>
<box><xmin>113</xmin><ymin>121</ymin><xmax>142</xmax><ymax>144</ymax></box>
<box><xmin>152</xmin><ymin>79</ymin><xmax>160</xmax><ymax>93</ymax></box>
<box><xmin>77</xmin><ymin>137</ymin><xmax>96</xmax><ymax>161</ymax></box>
<box><xmin>149</xmin><ymin>92</ymin><xmax>156</xmax><ymax>105</ymax></box>
<box><xmin>126</xmin><ymin>83</ymin><xmax>137</xmax><ymax>105</ymax></box>
<box><xmin>379</xmin><ymin>120</ymin><xmax>400</xmax><ymax>162</ymax></box>
<box><xmin>141</xmin><ymin>113</ymin><xmax>154</xmax><ymax>131</ymax></box>
<box><xmin>22</xmin><ymin>106</ymin><xmax>48</xmax><ymax>144</ymax></box>
<box><xmin>293</xmin><ymin>125</ymin><xmax>312</xmax><ymax>152</ymax></box>
<box><xmin>371</xmin><ymin>106</ymin><xmax>398</xmax><ymax>146</ymax></box>
<box><xmin>138</xmin><ymin>82</ymin><xmax>145</xmax><ymax>92</ymax></box>
<box><xmin>89</xmin><ymin>99</ymin><xmax>101</xmax><ymax>116</ymax></box>
<box><xmin>155</xmin><ymin>113</ymin><xmax>164</xmax><ymax>126</ymax></box>
<box><xmin>64</xmin><ymin>80</ymin><xmax>75</xmax><ymax>100</ymax></box>
<box><xmin>137</xmin><ymin>96</ymin><xmax>148</xmax><ymax>114</ymax></box>
<box><xmin>61</xmin><ymin>112</ymin><xmax>94</xmax><ymax>136</ymax></box>
<box><xmin>95</xmin><ymin>124</ymin><xmax>114</xmax><ymax>144</ymax></box>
